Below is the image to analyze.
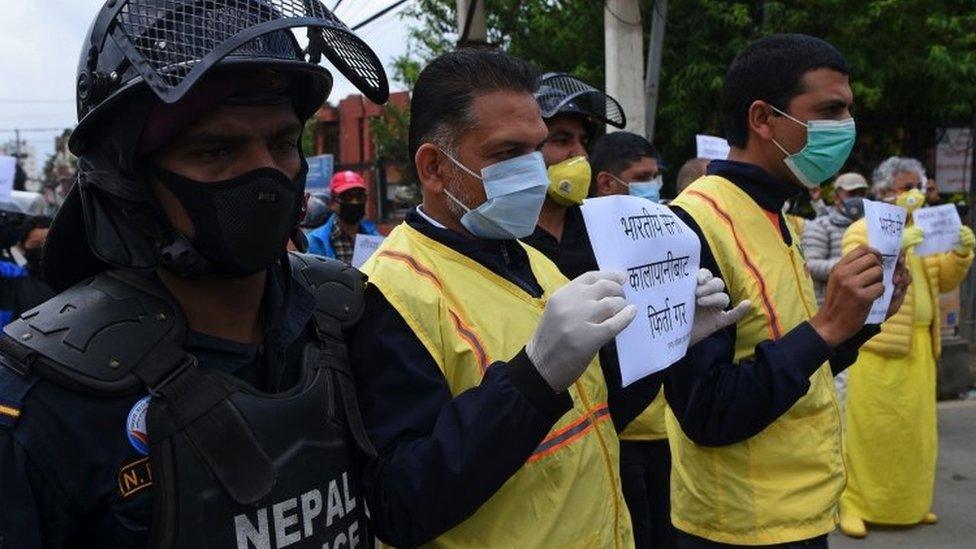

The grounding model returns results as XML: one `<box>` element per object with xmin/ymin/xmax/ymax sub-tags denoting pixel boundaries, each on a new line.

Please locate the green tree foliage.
<box><xmin>395</xmin><ymin>0</ymin><xmax>976</xmax><ymax>177</ymax></box>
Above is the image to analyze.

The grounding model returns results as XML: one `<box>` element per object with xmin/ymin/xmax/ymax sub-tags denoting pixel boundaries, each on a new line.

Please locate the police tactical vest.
<box><xmin>668</xmin><ymin>176</ymin><xmax>844</xmax><ymax>545</ymax></box>
<box><xmin>0</xmin><ymin>253</ymin><xmax>372</xmax><ymax>549</ymax></box>
<box><xmin>362</xmin><ymin>224</ymin><xmax>632</xmax><ymax>549</ymax></box>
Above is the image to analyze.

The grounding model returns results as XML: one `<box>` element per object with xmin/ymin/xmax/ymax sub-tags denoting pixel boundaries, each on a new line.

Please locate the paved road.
<box><xmin>829</xmin><ymin>400</ymin><xmax>976</xmax><ymax>548</ymax></box>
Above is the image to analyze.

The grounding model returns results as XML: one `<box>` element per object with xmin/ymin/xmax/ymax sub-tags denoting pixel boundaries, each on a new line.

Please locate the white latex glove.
<box><xmin>690</xmin><ymin>268</ymin><xmax>751</xmax><ymax>346</ymax></box>
<box><xmin>527</xmin><ymin>271</ymin><xmax>638</xmax><ymax>392</ymax></box>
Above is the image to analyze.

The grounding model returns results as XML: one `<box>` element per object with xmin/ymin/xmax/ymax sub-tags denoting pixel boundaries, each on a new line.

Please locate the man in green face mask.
<box><xmin>666</xmin><ymin>34</ymin><xmax>912</xmax><ymax>548</ymax></box>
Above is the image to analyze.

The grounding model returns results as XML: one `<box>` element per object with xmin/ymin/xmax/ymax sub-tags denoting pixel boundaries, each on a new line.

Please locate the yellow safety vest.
<box><xmin>362</xmin><ymin>223</ymin><xmax>633</xmax><ymax>549</ymax></box>
<box><xmin>667</xmin><ymin>176</ymin><xmax>845</xmax><ymax>545</ymax></box>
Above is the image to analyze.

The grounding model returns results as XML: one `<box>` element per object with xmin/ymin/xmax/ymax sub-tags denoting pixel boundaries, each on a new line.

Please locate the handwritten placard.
<box><xmin>913</xmin><ymin>204</ymin><xmax>962</xmax><ymax>256</ymax></box>
<box><xmin>351</xmin><ymin>234</ymin><xmax>386</xmax><ymax>269</ymax></box>
<box><xmin>863</xmin><ymin>199</ymin><xmax>906</xmax><ymax>324</ymax></box>
<box><xmin>582</xmin><ymin>196</ymin><xmax>701</xmax><ymax>386</ymax></box>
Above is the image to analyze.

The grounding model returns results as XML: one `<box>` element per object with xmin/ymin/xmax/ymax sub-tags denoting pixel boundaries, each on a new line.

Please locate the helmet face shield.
<box><xmin>534</xmin><ymin>73</ymin><xmax>626</xmax><ymax>128</ymax></box>
<box><xmin>77</xmin><ymin>0</ymin><xmax>388</xmax><ymax>127</ymax></box>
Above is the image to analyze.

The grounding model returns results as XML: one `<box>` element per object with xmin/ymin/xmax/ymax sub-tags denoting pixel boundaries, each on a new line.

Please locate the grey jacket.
<box><xmin>803</xmin><ymin>208</ymin><xmax>854</xmax><ymax>304</ymax></box>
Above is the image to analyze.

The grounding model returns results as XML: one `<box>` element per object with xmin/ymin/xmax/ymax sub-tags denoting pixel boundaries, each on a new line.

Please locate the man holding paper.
<box><xmin>348</xmin><ymin>49</ymin><xmax>739</xmax><ymax>548</ymax></box>
<box><xmin>306</xmin><ymin>170</ymin><xmax>381</xmax><ymax>263</ymax></box>
<box><xmin>667</xmin><ymin>34</ymin><xmax>910</xmax><ymax>547</ymax></box>
<box><xmin>838</xmin><ymin>156</ymin><xmax>974</xmax><ymax>538</ymax></box>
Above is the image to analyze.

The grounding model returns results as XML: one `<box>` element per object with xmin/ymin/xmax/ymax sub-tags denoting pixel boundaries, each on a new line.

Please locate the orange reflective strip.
<box><xmin>528</xmin><ymin>405</ymin><xmax>611</xmax><ymax>462</ymax></box>
<box><xmin>448</xmin><ymin>310</ymin><xmax>490</xmax><ymax>374</ymax></box>
<box><xmin>377</xmin><ymin>251</ymin><xmax>444</xmax><ymax>290</ymax></box>
<box><xmin>687</xmin><ymin>190</ymin><xmax>783</xmax><ymax>339</ymax></box>
<box><xmin>378</xmin><ymin>250</ymin><xmax>491</xmax><ymax>374</ymax></box>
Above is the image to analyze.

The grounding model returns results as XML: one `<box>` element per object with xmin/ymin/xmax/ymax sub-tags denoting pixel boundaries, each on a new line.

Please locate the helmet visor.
<box><xmin>535</xmin><ymin>73</ymin><xmax>626</xmax><ymax>128</ymax></box>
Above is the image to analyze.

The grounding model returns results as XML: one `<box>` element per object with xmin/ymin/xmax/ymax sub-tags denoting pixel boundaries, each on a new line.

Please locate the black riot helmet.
<box><xmin>46</xmin><ymin>0</ymin><xmax>389</xmax><ymax>291</ymax></box>
<box><xmin>533</xmin><ymin>72</ymin><xmax>626</xmax><ymax>134</ymax></box>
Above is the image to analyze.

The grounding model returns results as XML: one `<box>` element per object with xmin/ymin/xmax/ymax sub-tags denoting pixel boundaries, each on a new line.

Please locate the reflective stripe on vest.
<box><xmin>362</xmin><ymin>224</ymin><xmax>633</xmax><ymax>549</ymax></box>
<box><xmin>667</xmin><ymin>176</ymin><xmax>844</xmax><ymax>545</ymax></box>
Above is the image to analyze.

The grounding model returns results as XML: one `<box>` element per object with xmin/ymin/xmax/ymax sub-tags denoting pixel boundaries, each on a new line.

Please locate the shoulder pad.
<box><xmin>288</xmin><ymin>252</ymin><xmax>366</xmax><ymax>330</ymax></box>
<box><xmin>0</xmin><ymin>270</ymin><xmax>185</xmax><ymax>396</ymax></box>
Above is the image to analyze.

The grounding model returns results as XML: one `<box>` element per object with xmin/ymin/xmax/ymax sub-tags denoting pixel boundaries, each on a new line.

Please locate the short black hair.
<box><xmin>408</xmin><ymin>48</ymin><xmax>539</xmax><ymax>169</ymax></box>
<box><xmin>722</xmin><ymin>34</ymin><xmax>851</xmax><ymax>148</ymax></box>
<box><xmin>18</xmin><ymin>215</ymin><xmax>52</xmax><ymax>247</ymax></box>
<box><xmin>591</xmin><ymin>131</ymin><xmax>658</xmax><ymax>177</ymax></box>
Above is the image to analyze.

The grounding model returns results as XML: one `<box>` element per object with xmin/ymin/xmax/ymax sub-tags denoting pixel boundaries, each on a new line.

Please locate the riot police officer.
<box><xmin>0</xmin><ymin>1</ymin><xmax>388</xmax><ymax>547</ymax></box>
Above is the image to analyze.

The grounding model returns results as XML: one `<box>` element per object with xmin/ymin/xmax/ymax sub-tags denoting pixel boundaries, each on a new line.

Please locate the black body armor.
<box><xmin>0</xmin><ymin>253</ymin><xmax>374</xmax><ymax>548</ymax></box>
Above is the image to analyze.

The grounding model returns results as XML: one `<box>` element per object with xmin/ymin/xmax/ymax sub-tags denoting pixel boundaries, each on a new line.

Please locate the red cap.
<box><xmin>330</xmin><ymin>171</ymin><xmax>368</xmax><ymax>196</ymax></box>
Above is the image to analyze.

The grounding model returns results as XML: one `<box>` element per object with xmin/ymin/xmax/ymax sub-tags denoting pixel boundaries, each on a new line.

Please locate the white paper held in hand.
<box><xmin>581</xmin><ymin>196</ymin><xmax>701</xmax><ymax>386</ymax></box>
<box><xmin>351</xmin><ymin>234</ymin><xmax>386</xmax><ymax>269</ymax></box>
<box><xmin>862</xmin><ymin>199</ymin><xmax>906</xmax><ymax>324</ymax></box>
<box><xmin>913</xmin><ymin>204</ymin><xmax>962</xmax><ymax>256</ymax></box>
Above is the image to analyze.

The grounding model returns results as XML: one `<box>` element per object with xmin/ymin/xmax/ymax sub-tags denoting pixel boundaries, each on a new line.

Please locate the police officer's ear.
<box><xmin>415</xmin><ymin>142</ymin><xmax>451</xmax><ymax>194</ymax></box>
<box><xmin>747</xmin><ymin>100</ymin><xmax>778</xmax><ymax>143</ymax></box>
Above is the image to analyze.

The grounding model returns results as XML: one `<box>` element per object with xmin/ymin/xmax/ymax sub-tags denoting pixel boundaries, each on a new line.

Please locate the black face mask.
<box><xmin>337</xmin><ymin>202</ymin><xmax>366</xmax><ymax>225</ymax></box>
<box><xmin>154</xmin><ymin>163</ymin><xmax>306</xmax><ymax>277</ymax></box>
<box><xmin>24</xmin><ymin>247</ymin><xmax>44</xmax><ymax>276</ymax></box>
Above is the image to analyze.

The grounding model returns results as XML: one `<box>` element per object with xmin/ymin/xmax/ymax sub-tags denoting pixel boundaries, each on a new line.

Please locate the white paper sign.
<box><xmin>0</xmin><ymin>156</ymin><xmax>16</xmax><ymax>203</ymax></box>
<box><xmin>913</xmin><ymin>204</ymin><xmax>962</xmax><ymax>256</ymax></box>
<box><xmin>863</xmin><ymin>199</ymin><xmax>906</xmax><ymax>324</ymax></box>
<box><xmin>581</xmin><ymin>196</ymin><xmax>701</xmax><ymax>386</ymax></box>
<box><xmin>695</xmin><ymin>135</ymin><xmax>731</xmax><ymax>161</ymax></box>
<box><xmin>351</xmin><ymin>234</ymin><xmax>386</xmax><ymax>269</ymax></box>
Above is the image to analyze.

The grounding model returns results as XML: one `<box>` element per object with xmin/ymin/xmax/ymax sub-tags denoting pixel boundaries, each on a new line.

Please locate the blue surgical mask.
<box><xmin>612</xmin><ymin>174</ymin><xmax>663</xmax><ymax>203</ymax></box>
<box><xmin>440</xmin><ymin>150</ymin><xmax>549</xmax><ymax>239</ymax></box>
<box><xmin>770</xmin><ymin>105</ymin><xmax>856</xmax><ymax>189</ymax></box>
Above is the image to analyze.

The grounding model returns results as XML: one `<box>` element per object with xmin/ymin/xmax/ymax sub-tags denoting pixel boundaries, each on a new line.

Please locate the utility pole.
<box><xmin>14</xmin><ymin>128</ymin><xmax>21</xmax><ymax>160</ymax></box>
<box><xmin>456</xmin><ymin>0</ymin><xmax>486</xmax><ymax>47</ymax></box>
<box><xmin>644</xmin><ymin>0</ymin><xmax>667</xmax><ymax>142</ymax></box>
<box><xmin>605</xmin><ymin>0</ymin><xmax>645</xmax><ymax>136</ymax></box>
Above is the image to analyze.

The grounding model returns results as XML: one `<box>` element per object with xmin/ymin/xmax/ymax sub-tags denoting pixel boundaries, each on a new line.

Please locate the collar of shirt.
<box><xmin>707</xmin><ymin>159</ymin><xmax>803</xmax><ymax>213</ymax></box>
<box><xmin>404</xmin><ymin>208</ymin><xmax>543</xmax><ymax>297</ymax></box>
<box><xmin>415</xmin><ymin>205</ymin><xmax>447</xmax><ymax>229</ymax></box>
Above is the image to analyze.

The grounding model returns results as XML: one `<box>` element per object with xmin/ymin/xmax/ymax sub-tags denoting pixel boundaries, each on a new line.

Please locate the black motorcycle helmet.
<box><xmin>46</xmin><ymin>0</ymin><xmax>389</xmax><ymax>291</ymax></box>
<box><xmin>533</xmin><ymin>72</ymin><xmax>627</xmax><ymax>135</ymax></box>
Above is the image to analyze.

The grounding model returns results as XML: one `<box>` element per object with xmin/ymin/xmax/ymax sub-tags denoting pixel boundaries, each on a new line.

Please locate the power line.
<box><xmin>351</xmin><ymin>0</ymin><xmax>411</xmax><ymax>31</ymax></box>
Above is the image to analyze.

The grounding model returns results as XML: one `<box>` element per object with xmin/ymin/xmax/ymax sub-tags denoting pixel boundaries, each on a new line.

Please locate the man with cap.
<box><xmin>348</xmin><ymin>49</ymin><xmax>744</xmax><ymax>548</ymax></box>
<box><xmin>0</xmin><ymin>1</ymin><xmax>390</xmax><ymax>547</ymax></box>
<box><xmin>307</xmin><ymin>170</ymin><xmax>380</xmax><ymax>263</ymax></box>
<box><xmin>803</xmin><ymin>172</ymin><xmax>869</xmax><ymax>305</ymax></box>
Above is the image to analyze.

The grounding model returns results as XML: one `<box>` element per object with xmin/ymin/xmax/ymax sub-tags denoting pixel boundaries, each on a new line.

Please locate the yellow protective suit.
<box><xmin>841</xmin><ymin>220</ymin><xmax>973</xmax><ymax>524</ymax></box>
